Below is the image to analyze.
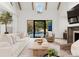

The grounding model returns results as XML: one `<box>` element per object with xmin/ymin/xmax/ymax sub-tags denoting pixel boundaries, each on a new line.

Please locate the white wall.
<box><xmin>56</xmin><ymin>2</ymin><xmax>79</xmax><ymax>38</ymax></box>
<box><xmin>56</xmin><ymin>3</ymin><xmax>69</xmax><ymax>38</ymax></box>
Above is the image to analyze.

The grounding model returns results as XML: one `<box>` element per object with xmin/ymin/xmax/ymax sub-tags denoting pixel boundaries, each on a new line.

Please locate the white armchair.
<box><xmin>71</xmin><ymin>40</ymin><xmax>79</xmax><ymax>56</ymax></box>
<box><xmin>46</xmin><ymin>31</ymin><xmax>55</xmax><ymax>42</ymax></box>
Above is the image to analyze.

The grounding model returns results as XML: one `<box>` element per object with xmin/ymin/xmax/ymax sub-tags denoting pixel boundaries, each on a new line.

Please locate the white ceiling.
<box><xmin>13</xmin><ymin>2</ymin><xmax>59</xmax><ymax>11</ymax></box>
<box><xmin>0</xmin><ymin>2</ymin><xmax>78</xmax><ymax>14</ymax></box>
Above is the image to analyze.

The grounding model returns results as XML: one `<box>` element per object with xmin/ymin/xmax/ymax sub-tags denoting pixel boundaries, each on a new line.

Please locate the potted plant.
<box><xmin>48</xmin><ymin>48</ymin><xmax>58</xmax><ymax>57</ymax></box>
<box><xmin>0</xmin><ymin>11</ymin><xmax>12</xmax><ymax>34</ymax></box>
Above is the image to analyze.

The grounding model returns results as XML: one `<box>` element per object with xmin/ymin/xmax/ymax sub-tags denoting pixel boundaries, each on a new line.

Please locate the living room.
<box><xmin>0</xmin><ymin>1</ymin><xmax>79</xmax><ymax>57</ymax></box>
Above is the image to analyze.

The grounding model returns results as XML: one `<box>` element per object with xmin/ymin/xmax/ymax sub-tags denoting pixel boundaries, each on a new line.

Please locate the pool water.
<box><xmin>28</xmin><ymin>32</ymin><xmax>44</xmax><ymax>38</ymax></box>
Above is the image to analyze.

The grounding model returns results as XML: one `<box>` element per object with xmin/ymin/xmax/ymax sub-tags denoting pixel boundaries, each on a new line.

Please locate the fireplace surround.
<box><xmin>73</xmin><ymin>31</ymin><xmax>79</xmax><ymax>42</ymax></box>
<box><xmin>68</xmin><ymin>26</ymin><xmax>79</xmax><ymax>43</ymax></box>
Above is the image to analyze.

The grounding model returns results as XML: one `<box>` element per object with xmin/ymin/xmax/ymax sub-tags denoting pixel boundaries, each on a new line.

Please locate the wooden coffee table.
<box><xmin>33</xmin><ymin>49</ymin><xmax>48</xmax><ymax>57</ymax></box>
<box><xmin>30</xmin><ymin>39</ymin><xmax>48</xmax><ymax>57</ymax></box>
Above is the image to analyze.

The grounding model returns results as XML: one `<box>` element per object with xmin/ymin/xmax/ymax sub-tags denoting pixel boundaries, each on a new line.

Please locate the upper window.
<box><xmin>33</xmin><ymin>2</ymin><xmax>47</xmax><ymax>13</ymax></box>
<box><xmin>35</xmin><ymin>3</ymin><xmax>44</xmax><ymax>13</ymax></box>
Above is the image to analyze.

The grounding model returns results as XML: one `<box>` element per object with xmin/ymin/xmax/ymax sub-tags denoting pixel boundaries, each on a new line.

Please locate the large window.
<box><xmin>36</xmin><ymin>2</ymin><xmax>44</xmax><ymax>13</ymax></box>
<box><xmin>27</xmin><ymin>20</ymin><xmax>33</xmax><ymax>37</ymax></box>
<box><xmin>27</xmin><ymin>20</ymin><xmax>52</xmax><ymax>38</ymax></box>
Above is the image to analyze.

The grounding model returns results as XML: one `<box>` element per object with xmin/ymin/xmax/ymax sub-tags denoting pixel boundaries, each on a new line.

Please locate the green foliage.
<box><xmin>27</xmin><ymin>20</ymin><xmax>52</xmax><ymax>33</ymax></box>
<box><xmin>0</xmin><ymin>11</ymin><xmax>12</xmax><ymax>33</ymax></box>
<box><xmin>48</xmin><ymin>48</ymin><xmax>58</xmax><ymax>57</ymax></box>
<box><xmin>35</xmin><ymin>21</ymin><xmax>44</xmax><ymax>32</ymax></box>
<box><xmin>0</xmin><ymin>11</ymin><xmax>12</xmax><ymax>25</ymax></box>
<box><xmin>27</xmin><ymin>24</ymin><xmax>33</xmax><ymax>33</ymax></box>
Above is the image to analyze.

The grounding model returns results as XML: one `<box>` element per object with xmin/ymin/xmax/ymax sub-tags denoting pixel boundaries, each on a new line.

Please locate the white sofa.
<box><xmin>71</xmin><ymin>40</ymin><xmax>79</xmax><ymax>56</ymax></box>
<box><xmin>0</xmin><ymin>33</ymin><xmax>30</xmax><ymax>57</ymax></box>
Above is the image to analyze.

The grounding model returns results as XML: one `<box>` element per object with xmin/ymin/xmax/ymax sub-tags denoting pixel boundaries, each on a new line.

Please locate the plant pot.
<box><xmin>5</xmin><ymin>32</ymin><xmax>9</xmax><ymax>34</ymax></box>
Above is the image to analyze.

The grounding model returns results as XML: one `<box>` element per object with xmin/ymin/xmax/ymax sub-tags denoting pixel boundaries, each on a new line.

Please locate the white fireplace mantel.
<box><xmin>68</xmin><ymin>23</ymin><xmax>79</xmax><ymax>27</ymax></box>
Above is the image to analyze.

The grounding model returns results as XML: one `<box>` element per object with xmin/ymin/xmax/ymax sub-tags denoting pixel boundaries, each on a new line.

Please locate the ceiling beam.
<box><xmin>57</xmin><ymin>2</ymin><xmax>61</xmax><ymax>10</ymax></box>
<box><xmin>18</xmin><ymin>2</ymin><xmax>22</xmax><ymax>10</ymax></box>
<box><xmin>45</xmin><ymin>2</ymin><xmax>47</xmax><ymax>10</ymax></box>
<box><xmin>32</xmin><ymin>2</ymin><xmax>34</xmax><ymax>10</ymax></box>
<box><xmin>10</xmin><ymin>2</ymin><xmax>13</xmax><ymax>6</ymax></box>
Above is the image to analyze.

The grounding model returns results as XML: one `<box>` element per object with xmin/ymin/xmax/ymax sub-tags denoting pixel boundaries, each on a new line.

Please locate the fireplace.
<box><xmin>68</xmin><ymin>26</ymin><xmax>79</xmax><ymax>43</ymax></box>
<box><xmin>73</xmin><ymin>31</ymin><xmax>79</xmax><ymax>42</ymax></box>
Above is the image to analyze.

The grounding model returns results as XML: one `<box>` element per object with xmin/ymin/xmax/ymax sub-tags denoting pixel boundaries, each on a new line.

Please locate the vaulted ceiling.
<box><xmin>10</xmin><ymin>2</ymin><xmax>59</xmax><ymax>11</ymax></box>
<box><xmin>0</xmin><ymin>2</ymin><xmax>62</xmax><ymax>14</ymax></box>
<box><xmin>0</xmin><ymin>2</ymin><xmax>78</xmax><ymax>14</ymax></box>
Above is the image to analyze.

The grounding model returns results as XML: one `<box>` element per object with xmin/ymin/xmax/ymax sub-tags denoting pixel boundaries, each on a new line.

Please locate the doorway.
<box><xmin>33</xmin><ymin>20</ymin><xmax>46</xmax><ymax>38</ymax></box>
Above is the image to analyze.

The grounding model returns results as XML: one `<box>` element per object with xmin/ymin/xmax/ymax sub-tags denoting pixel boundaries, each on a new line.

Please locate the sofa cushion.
<box><xmin>8</xmin><ymin>33</ymin><xmax>29</xmax><ymax>43</ymax></box>
<box><xmin>16</xmin><ymin>33</ymin><xmax>27</xmax><ymax>39</ymax></box>
<box><xmin>7</xmin><ymin>34</ymin><xmax>21</xmax><ymax>43</ymax></box>
<box><xmin>0</xmin><ymin>34</ymin><xmax>13</xmax><ymax>45</ymax></box>
<box><xmin>7</xmin><ymin>34</ymin><xmax>16</xmax><ymax>44</ymax></box>
<box><xmin>0</xmin><ymin>46</ymin><xmax>13</xmax><ymax>56</ymax></box>
<box><xmin>16</xmin><ymin>37</ymin><xmax>29</xmax><ymax>42</ymax></box>
<box><xmin>0</xmin><ymin>42</ymin><xmax>11</xmax><ymax>47</ymax></box>
<box><xmin>13</xmin><ymin>33</ymin><xmax>27</xmax><ymax>39</ymax></box>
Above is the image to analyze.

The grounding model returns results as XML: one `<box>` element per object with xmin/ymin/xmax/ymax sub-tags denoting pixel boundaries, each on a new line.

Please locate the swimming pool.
<box><xmin>28</xmin><ymin>32</ymin><xmax>44</xmax><ymax>38</ymax></box>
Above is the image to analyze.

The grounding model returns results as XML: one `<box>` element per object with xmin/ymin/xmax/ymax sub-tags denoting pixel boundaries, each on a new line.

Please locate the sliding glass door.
<box><xmin>33</xmin><ymin>20</ymin><xmax>46</xmax><ymax>38</ymax></box>
<box><xmin>27</xmin><ymin>20</ymin><xmax>52</xmax><ymax>38</ymax></box>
